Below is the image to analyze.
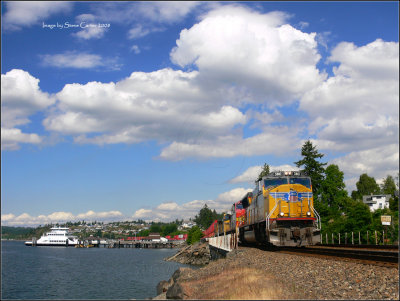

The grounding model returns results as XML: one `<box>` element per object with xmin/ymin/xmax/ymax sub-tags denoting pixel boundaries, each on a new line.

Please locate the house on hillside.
<box><xmin>362</xmin><ymin>194</ymin><xmax>391</xmax><ymax>211</ymax></box>
<box><xmin>179</xmin><ymin>221</ymin><xmax>196</xmax><ymax>230</ymax></box>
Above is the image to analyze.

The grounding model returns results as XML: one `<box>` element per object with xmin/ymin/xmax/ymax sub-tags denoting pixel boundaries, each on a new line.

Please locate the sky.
<box><xmin>1</xmin><ymin>1</ymin><xmax>399</xmax><ymax>227</ymax></box>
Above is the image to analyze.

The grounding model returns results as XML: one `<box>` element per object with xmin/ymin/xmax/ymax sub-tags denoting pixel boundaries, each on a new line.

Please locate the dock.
<box><xmin>77</xmin><ymin>237</ymin><xmax>181</xmax><ymax>249</ymax></box>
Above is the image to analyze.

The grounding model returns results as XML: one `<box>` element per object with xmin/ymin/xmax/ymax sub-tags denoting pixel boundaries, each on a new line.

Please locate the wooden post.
<box><xmin>352</xmin><ymin>232</ymin><xmax>354</xmax><ymax>245</ymax></box>
<box><xmin>326</xmin><ymin>233</ymin><xmax>328</xmax><ymax>244</ymax></box>
<box><xmin>383</xmin><ymin>231</ymin><xmax>385</xmax><ymax>245</ymax></box>
<box><xmin>332</xmin><ymin>233</ymin><xmax>334</xmax><ymax>244</ymax></box>
<box><xmin>375</xmin><ymin>230</ymin><xmax>377</xmax><ymax>245</ymax></box>
<box><xmin>338</xmin><ymin>233</ymin><xmax>340</xmax><ymax>245</ymax></box>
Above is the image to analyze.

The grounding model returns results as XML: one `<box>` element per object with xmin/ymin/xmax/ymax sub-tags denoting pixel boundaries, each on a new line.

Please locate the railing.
<box><xmin>266</xmin><ymin>201</ymin><xmax>279</xmax><ymax>231</ymax></box>
<box><xmin>322</xmin><ymin>230</ymin><xmax>398</xmax><ymax>245</ymax></box>
<box><xmin>310</xmin><ymin>204</ymin><xmax>321</xmax><ymax>230</ymax></box>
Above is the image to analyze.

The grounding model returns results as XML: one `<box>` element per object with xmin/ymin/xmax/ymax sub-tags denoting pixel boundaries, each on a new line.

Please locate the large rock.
<box><xmin>166</xmin><ymin>282</ymin><xmax>185</xmax><ymax>299</ymax></box>
<box><xmin>154</xmin><ymin>268</ymin><xmax>189</xmax><ymax>299</ymax></box>
<box><xmin>156</xmin><ymin>280</ymin><xmax>170</xmax><ymax>295</ymax></box>
<box><xmin>171</xmin><ymin>267</ymin><xmax>190</xmax><ymax>282</ymax></box>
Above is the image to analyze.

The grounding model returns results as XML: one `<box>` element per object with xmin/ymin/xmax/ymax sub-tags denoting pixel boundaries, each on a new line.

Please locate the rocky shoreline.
<box><xmin>153</xmin><ymin>242</ymin><xmax>399</xmax><ymax>300</ymax></box>
<box><xmin>152</xmin><ymin>241</ymin><xmax>212</xmax><ymax>299</ymax></box>
<box><xmin>164</xmin><ymin>242</ymin><xmax>211</xmax><ymax>266</ymax></box>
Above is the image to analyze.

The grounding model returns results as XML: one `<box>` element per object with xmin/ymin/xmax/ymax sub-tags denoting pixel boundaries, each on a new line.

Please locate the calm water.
<box><xmin>1</xmin><ymin>240</ymin><xmax>192</xmax><ymax>300</ymax></box>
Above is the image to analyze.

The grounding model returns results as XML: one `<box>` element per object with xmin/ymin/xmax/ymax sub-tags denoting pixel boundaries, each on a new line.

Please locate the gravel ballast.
<box><xmin>160</xmin><ymin>245</ymin><xmax>399</xmax><ymax>300</ymax></box>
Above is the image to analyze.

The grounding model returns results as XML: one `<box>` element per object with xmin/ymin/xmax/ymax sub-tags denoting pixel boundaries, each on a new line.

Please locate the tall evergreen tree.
<box><xmin>194</xmin><ymin>204</ymin><xmax>218</xmax><ymax>229</ymax></box>
<box><xmin>294</xmin><ymin>140</ymin><xmax>327</xmax><ymax>195</ymax></box>
<box><xmin>256</xmin><ymin>163</ymin><xmax>270</xmax><ymax>182</ymax></box>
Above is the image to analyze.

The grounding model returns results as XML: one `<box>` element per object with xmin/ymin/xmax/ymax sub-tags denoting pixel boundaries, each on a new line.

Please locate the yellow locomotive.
<box><xmin>239</xmin><ymin>170</ymin><xmax>321</xmax><ymax>247</ymax></box>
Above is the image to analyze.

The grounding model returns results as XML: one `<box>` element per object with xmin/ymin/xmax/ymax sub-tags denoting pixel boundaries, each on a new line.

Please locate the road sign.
<box><xmin>381</xmin><ymin>215</ymin><xmax>392</xmax><ymax>226</ymax></box>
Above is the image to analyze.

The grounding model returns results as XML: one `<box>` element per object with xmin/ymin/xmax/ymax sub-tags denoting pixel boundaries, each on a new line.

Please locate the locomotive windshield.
<box><xmin>263</xmin><ymin>176</ymin><xmax>311</xmax><ymax>189</ymax></box>
<box><xmin>289</xmin><ymin>177</ymin><xmax>311</xmax><ymax>188</ymax></box>
<box><xmin>264</xmin><ymin>178</ymin><xmax>287</xmax><ymax>188</ymax></box>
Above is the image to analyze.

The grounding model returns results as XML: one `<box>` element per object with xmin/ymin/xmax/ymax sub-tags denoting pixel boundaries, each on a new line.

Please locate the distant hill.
<box><xmin>2</xmin><ymin>226</ymin><xmax>39</xmax><ymax>240</ymax></box>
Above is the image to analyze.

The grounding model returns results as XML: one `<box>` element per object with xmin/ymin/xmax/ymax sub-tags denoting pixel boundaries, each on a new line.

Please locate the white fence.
<box><xmin>208</xmin><ymin>233</ymin><xmax>238</xmax><ymax>252</ymax></box>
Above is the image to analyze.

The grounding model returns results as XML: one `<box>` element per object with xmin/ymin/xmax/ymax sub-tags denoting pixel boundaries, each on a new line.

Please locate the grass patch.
<box><xmin>181</xmin><ymin>267</ymin><xmax>295</xmax><ymax>300</ymax></box>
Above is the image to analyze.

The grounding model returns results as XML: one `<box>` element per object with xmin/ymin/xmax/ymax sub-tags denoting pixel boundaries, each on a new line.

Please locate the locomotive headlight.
<box><xmin>279</xmin><ymin>212</ymin><xmax>284</xmax><ymax>217</ymax></box>
<box><xmin>306</xmin><ymin>211</ymin><xmax>311</xmax><ymax>217</ymax></box>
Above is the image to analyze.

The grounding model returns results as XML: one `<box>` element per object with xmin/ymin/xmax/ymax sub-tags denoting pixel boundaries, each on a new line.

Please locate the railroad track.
<box><xmin>238</xmin><ymin>242</ymin><xmax>399</xmax><ymax>268</ymax></box>
<box><xmin>276</xmin><ymin>246</ymin><xmax>399</xmax><ymax>268</ymax></box>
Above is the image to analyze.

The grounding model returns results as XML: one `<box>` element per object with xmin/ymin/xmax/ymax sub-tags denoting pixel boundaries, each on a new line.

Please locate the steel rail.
<box><xmin>277</xmin><ymin>246</ymin><xmax>398</xmax><ymax>264</ymax></box>
<box><xmin>315</xmin><ymin>243</ymin><xmax>398</xmax><ymax>250</ymax></box>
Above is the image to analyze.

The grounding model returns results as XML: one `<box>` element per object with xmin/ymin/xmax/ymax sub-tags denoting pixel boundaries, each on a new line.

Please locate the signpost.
<box><xmin>381</xmin><ymin>215</ymin><xmax>392</xmax><ymax>245</ymax></box>
<box><xmin>381</xmin><ymin>215</ymin><xmax>391</xmax><ymax>226</ymax></box>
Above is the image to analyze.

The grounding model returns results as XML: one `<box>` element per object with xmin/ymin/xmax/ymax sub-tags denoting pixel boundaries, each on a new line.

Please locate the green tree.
<box><xmin>186</xmin><ymin>226</ymin><xmax>203</xmax><ymax>245</ymax></box>
<box><xmin>138</xmin><ymin>229</ymin><xmax>150</xmax><ymax>237</ymax></box>
<box><xmin>256</xmin><ymin>163</ymin><xmax>270</xmax><ymax>182</ymax></box>
<box><xmin>351</xmin><ymin>173</ymin><xmax>380</xmax><ymax>201</ymax></box>
<box><xmin>150</xmin><ymin>223</ymin><xmax>162</xmax><ymax>233</ymax></box>
<box><xmin>343</xmin><ymin>199</ymin><xmax>372</xmax><ymax>233</ymax></box>
<box><xmin>294</xmin><ymin>140</ymin><xmax>327</xmax><ymax>195</ymax></box>
<box><xmin>161</xmin><ymin>223</ymin><xmax>178</xmax><ymax>236</ymax></box>
<box><xmin>319</xmin><ymin>164</ymin><xmax>348</xmax><ymax>215</ymax></box>
<box><xmin>194</xmin><ymin>204</ymin><xmax>217</xmax><ymax>230</ymax></box>
<box><xmin>381</xmin><ymin>175</ymin><xmax>397</xmax><ymax>196</ymax></box>
<box><xmin>380</xmin><ymin>175</ymin><xmax>398</xmax><ymax>212</ymax></box>
<box><xmin>389</xmin><ymin>196</ymin><xmax>399</xmax><ymax>212</ymax></box>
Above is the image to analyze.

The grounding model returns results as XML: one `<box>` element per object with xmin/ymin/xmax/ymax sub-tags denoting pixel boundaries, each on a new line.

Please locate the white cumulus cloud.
<box><xmin>1</xmin><ymin>69</ymin><xmax>55</xmax><ymax>128</ymax></box>
<box><xmin>170</xmin><ymin>5</ymin><xmax>326</xmax><ymax>106</ymax></box>
<box><xmin>43</xmin><ymin>68</ymin><xmax>247</xmax><ymax>148</ymax></box>
<box><xmin>1</xmin><ymin>128</ymin><xmax>42</xmax><ymax>150</ymax></box>
<box><xmin>1</xmin><ymin>69</ymin><xmax>55</xmax><ymax>150</ymax></box>
<box><xmin>3</xmin><ymin>1</ymin><xmax>73</xmax><ymax>30</ymax></box>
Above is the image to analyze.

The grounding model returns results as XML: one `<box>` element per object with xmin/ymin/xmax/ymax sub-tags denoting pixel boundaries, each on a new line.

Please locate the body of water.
<box><xmin>1</xmin><ymin>240</ymin><xmax>191</xmax><ymax>300</ymax></box>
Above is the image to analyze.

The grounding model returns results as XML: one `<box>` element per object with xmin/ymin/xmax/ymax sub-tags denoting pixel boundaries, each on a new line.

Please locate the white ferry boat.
<box><xmin>25</xmin><ymin>227</ymin><xmax>79</xmax><ymax>247</ymax></box>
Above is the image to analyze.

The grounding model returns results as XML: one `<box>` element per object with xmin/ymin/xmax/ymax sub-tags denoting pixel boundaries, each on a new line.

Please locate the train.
<box><xmin>203</xmin><ymin>170</ymin><xmax>321</xmax><ymax>247</ymax></box>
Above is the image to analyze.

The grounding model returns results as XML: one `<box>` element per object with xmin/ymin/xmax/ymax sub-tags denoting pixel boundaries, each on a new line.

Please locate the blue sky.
<box><xmin>1</xmin><ymin>1</ymin><xmax>399</xmax><ymax>226</ymax></box>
